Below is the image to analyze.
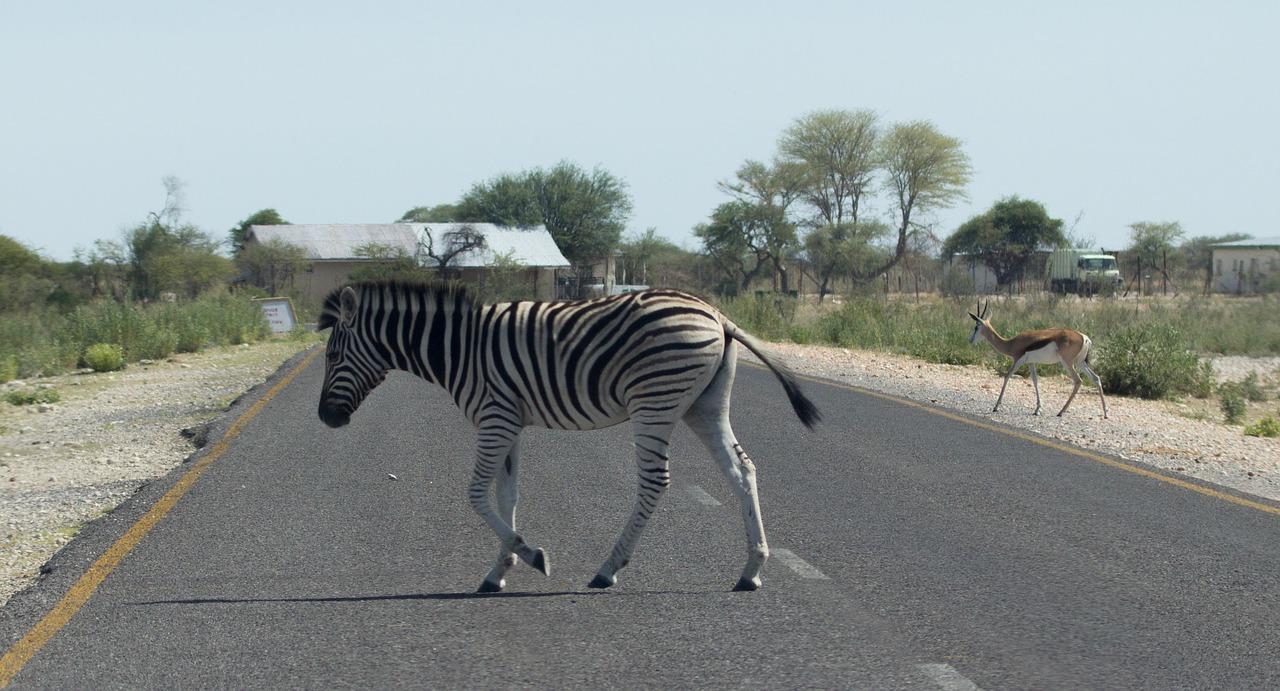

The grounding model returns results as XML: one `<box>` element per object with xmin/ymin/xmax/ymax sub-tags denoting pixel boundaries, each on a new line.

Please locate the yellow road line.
<box><xmin>0</xmin><ymin>347</ymin><xmax>322</xmax><ymax>688</ymax></box>
<box><xmin>779</xmin><ymin>365</ymin><xmax>1280</xmax><ymax>518</ymax></box>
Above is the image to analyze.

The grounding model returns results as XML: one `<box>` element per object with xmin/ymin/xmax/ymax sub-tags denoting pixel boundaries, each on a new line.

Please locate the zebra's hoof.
<box><xmin>587</xmin><ymin>573</ymin><xmax>615</xmax><ymax>589</ymax></box>
<box><xmin>732</xmin><ymin>576</ymin><xmax>761</xmax><ymax>592</ymax></box>
<box><xmin>476</xmin><ymin>579</ymin><xmax>504</xmax><ymax>594</ymax></box>
<box><xmin>530</xmin><ymin>549</ymin><xmax>550</xmax><ymax>576</ymax></box>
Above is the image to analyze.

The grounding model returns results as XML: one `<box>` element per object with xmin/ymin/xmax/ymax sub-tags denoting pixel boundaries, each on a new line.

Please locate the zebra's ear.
<box><xmin>339</xmin><ymin>286</ymin><xmax>358</xmax><ymax>328</ymax></box>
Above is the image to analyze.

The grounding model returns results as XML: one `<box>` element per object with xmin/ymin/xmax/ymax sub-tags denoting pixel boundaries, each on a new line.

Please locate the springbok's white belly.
<box><xmin>1023</xmin><ymin>343</ymin><xmax>1062</xmax><ymax>365</ymax></box>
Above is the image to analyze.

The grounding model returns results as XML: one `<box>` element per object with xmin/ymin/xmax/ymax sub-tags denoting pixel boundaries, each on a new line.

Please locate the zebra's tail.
<box><xmin>725</xmin><ymin>321</ymin><xmax>822</xmax><ymax>430</ymax></box>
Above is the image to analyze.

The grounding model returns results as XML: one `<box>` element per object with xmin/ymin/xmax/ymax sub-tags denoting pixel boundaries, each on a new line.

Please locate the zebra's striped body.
<box><xmin>318</xmin><ymin>280</ymin><xmax>820</xmax><ymax>592</ymax></box>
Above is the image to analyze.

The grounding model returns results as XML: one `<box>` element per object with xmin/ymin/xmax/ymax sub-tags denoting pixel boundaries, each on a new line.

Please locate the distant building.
<box><xmin>1210</xmin><ymin>237</ymin><xmax>1280</xmax><ymax>294</ymax></box>
<box><xmin>245</xmin><ymin>223</ymin><xmax>570</xmax><ymax>303</ymax></box>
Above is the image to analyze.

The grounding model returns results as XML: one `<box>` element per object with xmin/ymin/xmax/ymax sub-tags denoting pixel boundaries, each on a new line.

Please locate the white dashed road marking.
<box><xmin>684</xmin><ymin>484</ymin><xmax>722</xmax><ymax>506</ymax></box>
<box><xmin>917</xmin><ymin>663</ymin><xmax>983</xmax><ymax>690</ymax></box>
<box><xmin>770</xmin><ymin>548</ymin><xmax>828</xmax><ymax>580</ymax></box>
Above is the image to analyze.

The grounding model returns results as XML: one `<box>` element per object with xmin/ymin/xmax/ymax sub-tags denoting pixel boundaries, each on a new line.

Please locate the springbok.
<box><xmin>968</xmin><ymin>301</ymin><xmax>1108</xmax><ymax>418</ymax></box>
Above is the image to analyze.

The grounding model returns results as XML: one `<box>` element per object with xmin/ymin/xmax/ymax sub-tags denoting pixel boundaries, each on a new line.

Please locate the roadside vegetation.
<box><xmin>718</xmin><ymin>292</ymin><xmax>1279</xmax><ymax>427</ymax></box>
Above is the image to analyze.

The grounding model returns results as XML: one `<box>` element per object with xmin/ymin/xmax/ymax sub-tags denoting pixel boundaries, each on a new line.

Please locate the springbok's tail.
<box><xmin>1082</xmin><ymin>334</ymin><xmax>1095</xmax><ymax>364</ymax></box>
<box><xmin>725</xmin><ymin>321</ymin><xmax>821</xmax><ymax>430</ymax></box>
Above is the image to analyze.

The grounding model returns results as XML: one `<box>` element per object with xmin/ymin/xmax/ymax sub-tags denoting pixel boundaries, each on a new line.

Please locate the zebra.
<box><xmin>317</xmin><ymin>280</ymin><xmax>820</xmax><ymax>592</ymax></box>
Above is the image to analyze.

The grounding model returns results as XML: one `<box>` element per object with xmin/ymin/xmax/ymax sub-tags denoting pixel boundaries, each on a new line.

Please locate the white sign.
<box><xmin>255</xmin><ymin>297</ymin><xmax>297</xmax><ymax>333</ymax></box>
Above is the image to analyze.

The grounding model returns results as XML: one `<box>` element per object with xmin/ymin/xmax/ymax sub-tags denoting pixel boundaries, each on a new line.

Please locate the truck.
<box><xmin>1047</xmin><ymin>248</ymin><xmax>1123</xmax><ymax>294</ymax></box>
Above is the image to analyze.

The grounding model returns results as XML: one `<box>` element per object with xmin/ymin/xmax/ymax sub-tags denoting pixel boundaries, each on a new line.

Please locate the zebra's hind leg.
<box><xmin>478</xmin><ymin>441</ymin><xmax>522</xmax><ymax>593</ymax></box>
<box><xmin>469</xmin><ymin>426</ymin><xmax>548</xmax><ymax>593</ymax></box>
<box><xmin>588</xmin><ymin>421</ymin><xmax>672</xmax><ymax>589</ymax></box>
<box><xmin>682</xmin><ymin>352</ymin><xmax>768</xmax><ymax>591</ymax></box>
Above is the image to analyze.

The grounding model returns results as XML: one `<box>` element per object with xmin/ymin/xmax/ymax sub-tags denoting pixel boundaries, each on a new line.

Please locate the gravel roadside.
<box><xmin>2</xmin><ymin>338</ymin><xmax>1277</xmax><ymax>607</ymax></box>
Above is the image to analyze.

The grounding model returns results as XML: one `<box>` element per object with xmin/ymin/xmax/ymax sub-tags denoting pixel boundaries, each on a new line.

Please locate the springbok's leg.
<box><xmin>1079</xmin><ymin>361</ymin><xmax>1109</xmax><ymax>418</ymax></box>
<box><xmin>683</xmin><ymin>355</ymin><xmax>769</xmax><ymax>591</ymax></box>
<box><xmin>1029</xmin><ymin>364</ymin><xmax>1042</xmax><ymax>415</ymax></box>
<box><xmin>589</xmin><ymin>419</ymin><xmax>673</xmax><ymax>589</ymax></box>
<box><xmin>478</xmin><ymin>438</ymin><xmax>522</xmax><ymax>593</ymax></box>
<box><xmin>470</xmin><ymin>424</ymin><xmax>547</xmax><ymax>593</ymax></box>
<box><xmin>1057</xmin><ymin>362</ymin><xmax>1084</xmax><ymax>417</ymax></box>
<box><xmin>993</xmin><ymin>356</ymin><xmax>1025</xmax><ymax>413</ymax></box>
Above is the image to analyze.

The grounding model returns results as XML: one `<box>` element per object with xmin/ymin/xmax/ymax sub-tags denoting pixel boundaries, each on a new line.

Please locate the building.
<box><xmin>245</xmin><ymin>223</ymin><xmax>571</xmax><ymax>303</ymax></box>
<box><xmin>1211</xmin><ymin>237</ymin><xmax>1280</xmax><ymax>294</ymax></box>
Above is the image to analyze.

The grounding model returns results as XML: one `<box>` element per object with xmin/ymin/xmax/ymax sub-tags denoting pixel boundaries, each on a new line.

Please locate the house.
<box><xmin>1210</xmin><ymin>237</ymin><xmax>1280</xmax><ymax>294</ymax></box>
<box><xmin>245</xmin><ymin>223</ymin><xmax>571</xmax><ymax>303</ymax></box>
<box><xmin>417</xmin><ymin>223</ymin><xmax>570</xmax><ymax>300</ymax></box>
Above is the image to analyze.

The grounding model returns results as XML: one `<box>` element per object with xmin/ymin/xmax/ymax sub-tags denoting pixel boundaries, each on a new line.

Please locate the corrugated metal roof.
<box><xmin>1210</xmin><ymin>236</ymin><xmax>1280</xmax><ymax>249</ymax></box>
<box><xmin>248</xmin><ymin>224</ymin><xmax>418</xmax><ymax>260</ymax></box>
<box><xmin>247</xmin><ymin>223</ymin><xmax>571</xmax><ymax>267</ymax></box>
<box><xmin>414</xmin><ymin>223</ymin><xmax>570</xmax><ymax>268</ymax></box>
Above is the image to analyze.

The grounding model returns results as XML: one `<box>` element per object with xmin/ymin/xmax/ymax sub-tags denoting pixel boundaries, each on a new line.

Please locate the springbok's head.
<box><xmin>967</xmin><ymin>300</ymin><xmax>992</xmax><ymax>345</ymax></box>
<box><xmin>316</xmin><ymin>286</ymin><xmax>389</xmax><ymax>428</ymax></box>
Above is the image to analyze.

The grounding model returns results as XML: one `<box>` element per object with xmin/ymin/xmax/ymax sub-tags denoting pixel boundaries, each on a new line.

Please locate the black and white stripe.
<box><xmin>318</xmin><ymin>280</ymin><xmax>819</xmax><ymax>592</ymax></box>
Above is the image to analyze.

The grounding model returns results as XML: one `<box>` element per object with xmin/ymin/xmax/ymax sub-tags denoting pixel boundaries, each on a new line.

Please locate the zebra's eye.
<box><xmin>325</xmin><ymin>347</ymin><xmax>341</xmax><ymax>365</ymax></box>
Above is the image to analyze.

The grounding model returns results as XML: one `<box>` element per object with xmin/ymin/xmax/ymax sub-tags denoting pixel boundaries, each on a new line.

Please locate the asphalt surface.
<box><xmin>4</xmin><ymin>347</ymin><xmax>1280</xmax><ymax>689</ymax></box>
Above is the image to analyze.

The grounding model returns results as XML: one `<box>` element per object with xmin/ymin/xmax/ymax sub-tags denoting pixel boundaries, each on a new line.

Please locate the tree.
<box><xmin>944</xmin><ymin>196</ymin><xmax>1066</xmax><ymax>287</ymax></box>
<box><xmin>236</xmin><ymin>237</ymin><xmax>309</xmax><ymax>296</ymax></box>
<box><xmin>346</xmin><ymin>242</ymin><xmax>431</xmax><ymax>283</ymax></box>
<box><xmin>617</xmin><ymin>228</ymin><xmax>678</xmax><ymax>285</ymax></box>
<box><xmin>124</xmin><ymin>178</ymin><xmax>235</xmax><ymax>299</ymax></box>
<box><xmin>454</xmin><ymin>161</ymin><xmax>632</xmax><ymax>266</ymax></box>
<box><xmin>713</xmin><ymin>160</ymin><xmax>804</xmax><ymax>292</ymax></box>
<box><xmin>1123</xmin><ymin>221</ymin><xmax>1186</xmax><ymax>293</ymax></box>
<box><xmin>398</xmin><ymin>204</ymin><xmax>461</xmax><ymax>223</ymax></box>
<box><xmin>875</xmin><ymin>120</ymin><xmax>972</xmax><ymax>283</ymax></box>
<box><xmin>777</xmin><ymin>108</ymin><xmax>880</xmax><ymax>228</ymax></box>
<box><xmin>229</xmin><ymin>209</ymin><xmax>288</xmax><ymax>254</ymax></box>
<box><xmin>803</xmin><ymin>220</ymin><xmax>892</xmax><ymax>300</ymax></box>
<box><xmin>695</xmin><ymin>199</ymin><xmax>797</xmax><ymax>295</ymax></box>
<box><xmin>0</xmin><ymin>235</ymin><xmax>54</xmax><ymax>314</ymax></box>
<box><xmin>421</xmin><ymin>224</ymin><xmax>488</xmax><ymax>277</ymax></box>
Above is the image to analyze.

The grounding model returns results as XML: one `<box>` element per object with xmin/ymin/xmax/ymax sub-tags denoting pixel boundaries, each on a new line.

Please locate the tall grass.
<box><xmin>719</xmin><ymin>292</ymin><xmax>1279</xmax><ymax>400</ymax></box>
<box><xmin>0</xmin><ymin>293</ymin><xmax>273</xmax><ymax>381</ymax></box>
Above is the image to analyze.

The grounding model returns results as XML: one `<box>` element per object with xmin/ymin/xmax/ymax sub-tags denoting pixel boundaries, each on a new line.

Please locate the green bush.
<box><xmin>1094</xmin><ymin>323</ymin><xmax>1210</xmax><ymax>400</ymax></box>
<box><xmin>1236</xmin><ymin>371</ymin><xmax>1269</xmax><ymax>402</ymax></box>
<box><xmin>1245</xmin><ymin>415</ymin><xmax>1280</xmax><ymax>438</ymax></box>
<box><xmin>83</xmin><ymin>343</ymin><xmax>126</xmax><ymax>372</ymax></box>
<box><xmin>1219</xmin><ymin>383</ymin><xmax>1247</xmax><ymax>425</ymax></box>
<box><xmin>5</xmin><ymin>388</ymin><xmax>60</xmax><ymax>406</ymax></box>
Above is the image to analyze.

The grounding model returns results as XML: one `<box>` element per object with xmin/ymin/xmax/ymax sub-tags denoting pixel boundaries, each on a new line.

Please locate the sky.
<box><xmin>2</xmin><ymin>1</ymin><xmax>1277</xmax><ymax>262</ymax></box>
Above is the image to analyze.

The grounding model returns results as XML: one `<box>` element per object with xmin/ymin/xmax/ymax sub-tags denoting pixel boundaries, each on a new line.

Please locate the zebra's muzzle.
<box><xmin>318</xmin><ymin>402</ymin><xmax>351</xmax><ymax>428</ymax></box>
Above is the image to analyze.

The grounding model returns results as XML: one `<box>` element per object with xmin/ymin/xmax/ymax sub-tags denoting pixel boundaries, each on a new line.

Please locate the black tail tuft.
<box><xmin>783</xmin><ymin>379</ymin><xmax>822</xmax><ymax>430</ymax></box>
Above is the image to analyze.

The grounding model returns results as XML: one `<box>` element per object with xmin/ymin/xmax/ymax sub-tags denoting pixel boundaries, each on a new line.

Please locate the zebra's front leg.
<box><xmin>589</xmin><ymin>423</ymin><xmax>672</xmax><ymax>589</ymax></box>
<box><xmin>477</xmin><ymin>440</ymin><xmax>522</xmax><ymax>593</ymax></box>
<box><xmin>469</xmin><ymin>427</ymin><xmax>548</xmax><ymax>593</ymax></box>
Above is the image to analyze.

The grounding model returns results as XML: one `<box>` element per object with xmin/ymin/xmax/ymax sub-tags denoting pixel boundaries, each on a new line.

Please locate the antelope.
<box><xmin>968</xmin><ymin>301</ymin><xmax>1108</xmax><ymax>418</ymax></box>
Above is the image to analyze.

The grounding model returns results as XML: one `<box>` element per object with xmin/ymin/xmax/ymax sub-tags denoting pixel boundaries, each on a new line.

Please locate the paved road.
<box><xmin>4</xmin><ymin>347</ymin><xmax>1280</xmax><ymax>689</ymax></box>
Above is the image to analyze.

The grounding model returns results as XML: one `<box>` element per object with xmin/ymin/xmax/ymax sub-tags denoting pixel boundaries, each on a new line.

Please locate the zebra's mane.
<box><xmin>317</xmin><ymin>279</ymin><xmax>481</xmax><ymax>331</ymax></box>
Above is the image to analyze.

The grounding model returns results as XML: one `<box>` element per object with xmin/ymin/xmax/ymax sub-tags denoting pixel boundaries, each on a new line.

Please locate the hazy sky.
<box><xmin>3</xmin><ymin>1</ymin><xmax>1276</xmax><ymax>262</ymax></box>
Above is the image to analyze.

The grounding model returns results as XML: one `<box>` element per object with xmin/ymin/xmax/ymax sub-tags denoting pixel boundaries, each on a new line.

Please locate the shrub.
<box><xmin>1219</xmin><ymin>383</ymin><xmax>1247</xmax><ymax>425</ymax></box>
<box><xmin>83</xmin><ymin>343</ymin><xmax>126</xmax><ymax>372</ymax></box>
<box><xmin>1094</xmin><ymin>323</ymin><xmax>1210</xmax><ymax>400</ymax></box>
<box><xmin>1245</xmin><ymin>415</ymin><xmax>1280</xmax><ymax>438</ymax></box>
<box><xmin>1236</xmin><ymin>371</ymin><xmax>1269</xmax><ymax>402</ymax></box>
<box><xmin>5</xmin><ymin>388</ymin><xmax>60</xmax><ymax>406</ymax></box>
